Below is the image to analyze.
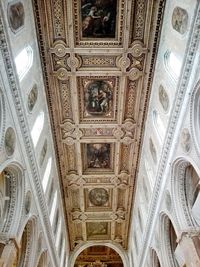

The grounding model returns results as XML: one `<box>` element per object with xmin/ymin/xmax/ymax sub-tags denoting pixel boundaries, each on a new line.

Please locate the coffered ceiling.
<box><xmin>33</xmin><ymin>0</ymin><xmax>165</xmax><ymax>252</ymax></box>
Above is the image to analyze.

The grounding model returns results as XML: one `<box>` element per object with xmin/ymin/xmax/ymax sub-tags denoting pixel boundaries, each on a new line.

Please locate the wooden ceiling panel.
<box><xmin>33</xmin><ymin>0</ymin><xmax>165</xmax><ymax>252</ymax></box>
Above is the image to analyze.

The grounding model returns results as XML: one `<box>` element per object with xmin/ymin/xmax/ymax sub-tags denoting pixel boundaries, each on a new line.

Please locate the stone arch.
<box><xmin>159</xmin><ymin>212</ymin><xmax>179</xmax><ymax>267</ymax></box>
<box><xmin>68</xmin><ymin>241</ymin><xmax>129</xmax><ymax>267</ymax></box>
<box><xmin>35</xmin><ymin>250</ymin><xmax>48</xmax><ymax>267</ymax></box>
<box><xmin>0</xmin><ymin>163</ymin><xmax>24</xmax><ymax>235</ymax></box>
<box><xmin>149</xmin><ymin>248</ymin><xmax>161</xmax><ymax>267</ymax></box>
<box><xmin>190</xmin><ymin>80</ymin><xmax>200</xmax><ymax>157</ymax></box>
<box><xmin>171</xmin><ymin>157</ymin><xmax>200</xmax><ymax>229</ymax></box>
<box><xmin>17</xmin><ymin>216</ymin><xmax>38</xmax><ymax>267</ymax></box>
<box><xmin>0</xmin><ymin>89</ymin><xmax>6</xmax><ymax>151</ymax></box>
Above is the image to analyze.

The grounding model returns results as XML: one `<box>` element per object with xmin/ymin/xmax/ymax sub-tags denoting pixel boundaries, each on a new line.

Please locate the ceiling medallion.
<box><xmin>89</xmin><ymin>188</ymin><xmax>109</xmax><ymax>206</ymax></box>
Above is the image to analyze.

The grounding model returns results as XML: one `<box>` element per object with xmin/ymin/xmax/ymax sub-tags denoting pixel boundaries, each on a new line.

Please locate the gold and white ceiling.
<box><xmin>33</xmin><ymin>0</ymin><xmax>165</xmax><ymax>250</ymax></box>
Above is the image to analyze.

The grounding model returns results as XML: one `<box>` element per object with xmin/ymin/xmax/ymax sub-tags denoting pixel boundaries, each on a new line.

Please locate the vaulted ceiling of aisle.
<box><xmin>33</xmin><ymin>0</ymin><xmax>165</xmax><ymax>251</ymax></box>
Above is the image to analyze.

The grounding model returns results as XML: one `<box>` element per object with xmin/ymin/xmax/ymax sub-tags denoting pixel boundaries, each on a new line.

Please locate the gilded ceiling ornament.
<box><xmin>51</xmin><ymin>42</ymin><xmax>68</xmax><ymax>57</ymax></box>
<box><xmin>123</xmin><ymin>119</ymin><xmax>136</xmax><ymax>132</ymax></box>
<box><xmin>116</xmin><ymin>55</ymin><xmax>131</xmax><ymax>72</ymax></box>
<box><xmin>110</xmin><ymin>176</ymin><xmax>121</xmax><ymax>186</ymax></box>
<box><xmin>56</xmin><ymin>67</ymin><xmax>69</xmax><ymax>81</ymax></box>
<box><xmin>110</xmin><ymin>208</ymin><xmax>126</xmax><ymax>222</ymax></box>
<box><xmin>62</xmin><ymin>136</ymin><xmax>75</xmax><ymax>146</ymax></box>
<box><xmin>128</xmin><ymin>68</ymin><xmax>143</xmax><ymax>81</ymax></box>
<box><xmin>72</xmin><ymin>210</ymin><xmax>88</xmax><ymax>222</ymax></box>
<box><xmin>112</xmin><ymin>127</ymin><xmax>124</xmax><ymax>140</ymax></box>
<box><xmin>129</xmin><ymin>40</ymin><xmax>147</xmax><ymax>58</ymax></box>
<box><xmin>67</xmin><ymin>55</ymin><xmax>81</xmax><ymax>70</ymax></box>
<box><xmin>121</xmin><ymin>136</ymin><xmax>134</xmax><ymax>145</ymax></box>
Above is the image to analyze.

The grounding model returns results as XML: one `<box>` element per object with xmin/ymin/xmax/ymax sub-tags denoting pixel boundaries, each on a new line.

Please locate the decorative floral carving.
<box><xmin>51</xmin><ymin>42</ymin><xmax>68</xmax><ymax>57</ymax></box>
<box><xmin>130</xmin><ymin>40</ymin><xmax>147</xmax><ymax>58</ymax></box>
<box><xmin>61</xmin><ymin>121</ymin><xmax>83</xmax><ymax>145</ymax></box>
<box><xmin>56</xmin><ymin>67</ymin><xmax>69</xmax><ymax>81</ymax></box>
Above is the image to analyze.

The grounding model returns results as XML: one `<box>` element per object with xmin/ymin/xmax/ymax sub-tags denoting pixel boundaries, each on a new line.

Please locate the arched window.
<box><xmin>164</xmin><ymin>50</ymin><xmax>181</xmax><ymax>80</ymax></box>
<box><xmin>31</xmin><ymin>111</ymin><xmax>44</xmax><ymax>147</ymax></box>
<box><xmin>15</xmin><ymin>46</ymin><xmax>33</xmax><ymax>81</ymax></box>
<box><xmin>161</xmin><ymin>214</ymin><xmax>182</xmax><ymax>267</ymax></box>
<box><xmin>185</xmin><ymin>165</ymin><xmax>200</xmax><ymax>225</ymax></box>
<box><xmin>50</xmin><ymin>191</ymin><xmax>57</xmax><ymax>224</ymax></box>
<box><xmin>0</xmin><ymin>167</ymin><xmax>23</xmax><ymax>233</ymax></box>
<box><xmin>42</xmin><ymin>158</ymin><xmax>52</xmax><ymax>193</ymax></box>
<box><xmin>0</xmin><ymin>172</ymin><xmax>10</xmax><ymax>228</ymax></box>
<box><xmin>150</xmin><ymin>249</ymin><xmax>161</xmax><ymax>267</ymax></box>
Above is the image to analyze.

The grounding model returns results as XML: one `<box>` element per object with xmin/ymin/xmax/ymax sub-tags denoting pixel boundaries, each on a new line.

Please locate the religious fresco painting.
<box><xmin>89</xmin><ymin>188</ymin><xmax>109</xmax><ymax>206</ymax></box>
<box><xmin>8</xmin><ymin>2</ymin><xmax>25</xmax><ymax>32</ymax></box>
<box><xmin>87</xmin><ymin>143</ymin><xmax>111</xmax><ymax>169</ymax></box>
<box><xmin>172</xmin><ymin>7</ymin><xmax>188</xmax><ymax>34</ymax></box>
<box><xmin>85</xmin><ymin>80</ymin><xmax>113</xmax><ymax>117</ymax></box>
<box><xmin>86</xmin><ymin>222</ymin><xmax>109</xmax><ymax>239</ymax></box>
<box><xmin>81</xmin><ymin>0</ymin><xmax>117</xmax><ymax>38</ymax></box>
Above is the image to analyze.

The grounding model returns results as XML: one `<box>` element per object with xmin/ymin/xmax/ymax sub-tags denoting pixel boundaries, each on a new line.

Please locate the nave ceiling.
<box><xmin>32</xmin><ymin>0</ymin><xmax>165</xmax><ymax>255</ymax></box>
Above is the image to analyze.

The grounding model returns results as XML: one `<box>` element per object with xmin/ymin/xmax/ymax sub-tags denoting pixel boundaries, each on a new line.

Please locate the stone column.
<box><xmin>178</xmin><ymin>229</ymin><xmax>200</xmax><ymax>267</ymax></box>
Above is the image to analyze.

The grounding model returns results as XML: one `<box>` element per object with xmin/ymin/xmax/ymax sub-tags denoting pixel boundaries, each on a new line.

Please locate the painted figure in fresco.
<box><xmin>87</xmin><ymin>143</ymin><xmax>110</xmax><ymax>168</ymax></box>
<box><xmin>8</xmin><ymin>2</ymin><xmax>25</xmax><ymax>31</ymax></box>
<box><xmin>81</xmin><ymin>0</ymin><xmax>117</xmax><ymax>38</ymax></box>
<box><xmin>85</xmin><ymin>80</ymin><xmax>112</xmax><ymax>115</ymax></box>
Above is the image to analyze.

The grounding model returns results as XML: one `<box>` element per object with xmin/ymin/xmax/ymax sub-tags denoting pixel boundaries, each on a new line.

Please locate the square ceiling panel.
<box><xmin>73</xmin><ymin>0</ymin><xmax>125</xmax><ymax>46</ymax></box>
<box><xmin>84</xmin><ymin>187</ymin><xmax>112</xmax><ymax>211</ymax></box>
<box><xmin>78</xmin><ymin>76</ymin><xmax>119</xmax><ymax>123</ymax></box>
<box><xmin>82</xmin><ymin>143</ymin><xmax>115</xmax><ymax>173</ymax></box>
<box><xmin>86</xmin><ymin>222</ymin><xmax>110</xmax><ymax>240</ymax></box>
